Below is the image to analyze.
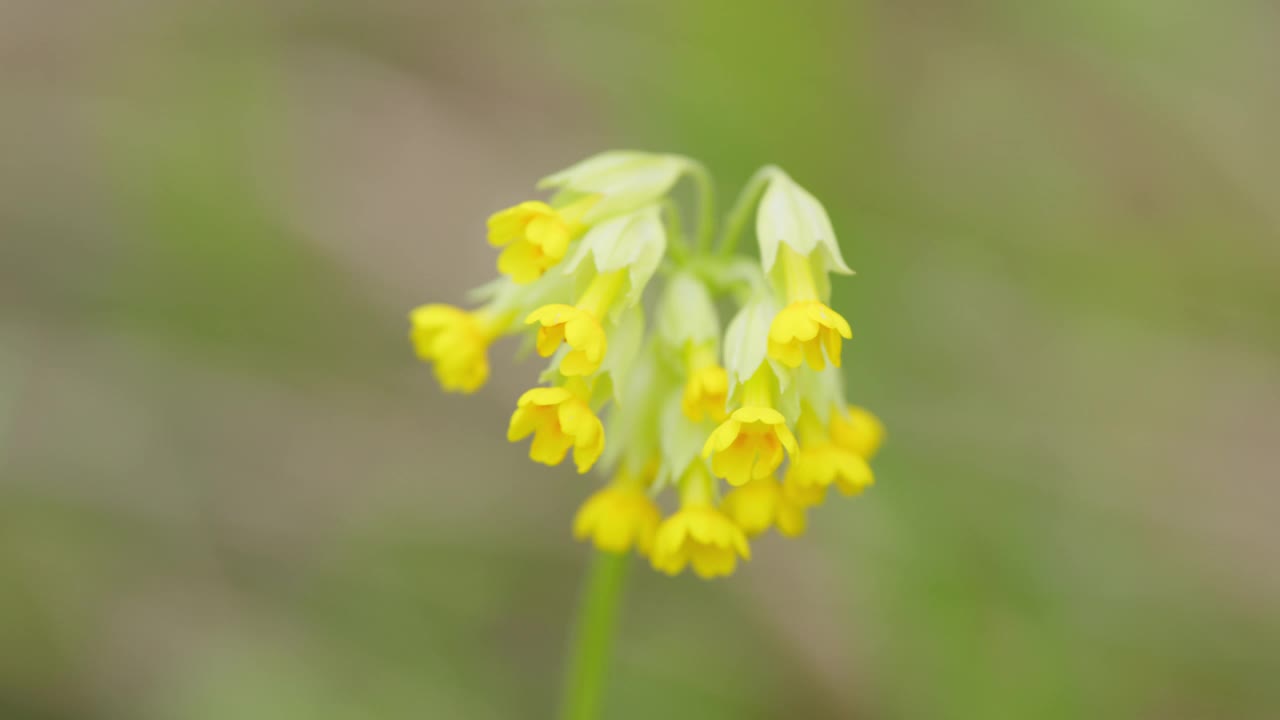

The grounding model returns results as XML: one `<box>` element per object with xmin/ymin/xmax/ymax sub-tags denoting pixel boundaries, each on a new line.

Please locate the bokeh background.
<box><xmin>3</xmin><ymin>1</ymin><xmax>1279</xmax><ymax>718</ymax></box>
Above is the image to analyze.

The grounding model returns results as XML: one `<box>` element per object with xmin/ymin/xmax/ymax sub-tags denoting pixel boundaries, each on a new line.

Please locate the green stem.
<box><xmin>558</xmin><ymin>550</ymin><xmax>631</xmax><ymax>720</ymax></box>
<box><xmin>688</xmin><ymin>161</ymin><xmax>717</xmax><ymax>255</ymax></box>
<box><xmin>717</xmin><ymin>165</ymin><xmax>778</xmax><ymax>258</ymax></box>
<box><xmin>662</xmin><ymin>198</ymin><xmax>690</xmax><ymax>263</ymax></box>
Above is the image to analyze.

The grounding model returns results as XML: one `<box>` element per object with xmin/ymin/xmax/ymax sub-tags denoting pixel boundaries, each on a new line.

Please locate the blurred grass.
<box><xmin>1</xmin><ymin>0</ymin><xmax>1278</xmax><ymax>718</ymax></box>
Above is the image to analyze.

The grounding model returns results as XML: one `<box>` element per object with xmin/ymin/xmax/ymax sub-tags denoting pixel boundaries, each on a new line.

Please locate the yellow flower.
<box><xmin>488</xmin><ymin>197</ymin><xmax>596</xmax><ymax>283</ymax></box>
<box><xmin>526</xmin><ymin>271</ymin><xmax>625</xmax><ymax>377</ymax></box>
<box><xmin>785</xmin><ymin>442</ymin><xmax>873</xmax><ymax>500</ymax></box>
<box><xmin>701</xmin><ymin>367</ymin><xmax>797</xmax><ymax>486</ymax></box>
<box><xmin>722</xmin><ymin>476</ymin><xmax>807</xmax><ymax>537</ymax></box>
<box><xmin>573</xmin><ymin>470</ymin><xmax>662</xmax><ymax>555</ymax></box>
<box><xmin>681</xmin><ymin>344</ymin><xmax>729</xmax><ymax>423</ymax></box>
<box><xmin>782</xmin><ymin>472</ymin><xmax>827</xmax><ymax>508</ymax></box>
<box><xmin>786</xmin><ymin>404</ymin><xmax>875</xmax><ymax>502</ymax></box>
<box><xmin>651</xmin><ymin>464</ymin><xmax>750</xmax><ymax>579</ymax></box>
<box><xmin>409</xmin><ymin>304</ymin><xmax>507</xmax><ymax>393</ymax></box>
<box><xmin>526</xmin><ymin>305</ymin><xmax>608</xmax><ymax>376</ymax></box>
<box><xmin>829</xmin><ymin>405</ymin><xmax>885</xmax><ymax>459</ymax></box>
<box><xmin>763</xmin><ymin>243</ymin><xmax>852</xmax><ymax>370</ymax></box>
<box><xmin>768</xmin><ymin>300</ymin><xmax>852</xmax><ymax>370</ymax></box>
<box><xmin>507</xmin><ymin>382</ymin><xmax>605</xmax><ymax>473</ymax></box>
<box><xmin>682</xmin><ymin>364</ymin><xmax>729</xmax><ymax>422</ymax></box>
<box><xmin>703</xmin><ymin>407</ymin><xmax>798</xmax><ymax>486</ymax></box>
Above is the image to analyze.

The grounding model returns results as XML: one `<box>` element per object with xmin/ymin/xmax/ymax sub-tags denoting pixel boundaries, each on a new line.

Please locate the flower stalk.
<box><xmin>558</xmin><ymin>550</ymin><xmax>631</xmax><ymax>720</ymax></box>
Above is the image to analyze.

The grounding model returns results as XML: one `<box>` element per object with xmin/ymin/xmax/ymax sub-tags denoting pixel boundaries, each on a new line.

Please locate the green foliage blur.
<box><xmin>2</xmin><ymin>1</ymin><xmax>1277</xmax><ymax>718</ymax></box>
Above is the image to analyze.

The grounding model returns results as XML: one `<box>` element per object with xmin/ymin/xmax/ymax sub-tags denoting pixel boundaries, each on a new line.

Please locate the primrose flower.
<box><xmin>409</xmin><ymin>304</ymin><xmax>510</xmax><ymax>393</ymax></box>
<box><xmin>526</xmin><ymin>271</ymin><xmax>623</xmax><ymax>376</ymax></box>
<box><xmin>830</xmin><ymin>405</ymin><xmax>886</xmax><ymax>459</ymax></box>
<box><xmin>785</xmin><ymin>404</ymin><xmax>875</xmax><ymax>504</ymax></box>
<box><xmin>768</xmin><ymin>295</ymin><xmax>852</xmax><ymax>370</ymax></box>
<box><xmin>651</xmin><ymin>462</ymin><xmax>751</xmax><ymax>579</ymax></box>
<box><xmin>681</xmin><ymin>345</ymin><xmax>729</xmax><ymax>423</ymax></box>
<box><xmin>574</xmin><ymin>465</ymin><xmax>662</xmax><ymax>555</ymax></box>
<box><xmin>409</xmin><ymin>150</ymin><xmax>885</xmax><ymax>580</ymax></box>
<box><xmin>507</xmin><ymin>380</ymin><xmax>605</xmax><ymax>473</ymax></box>
<box><xmin>702</xmin><ymin>368</ymin><xmax>798</xmax><ymax>487</ymax></box>
<box><xmin>722</xmin><ymin>476</ymin><xmax>807</xmax><ymax>538</ymax></box>
<box><xmin>757</xmin><ymin>169</ymin><xmax>854</xmax><ymax>370</ymax></box>
<box><xmin>488</xmin><ymin>197</ymin><xmax>596</xmax><ymax>283</ymax></box>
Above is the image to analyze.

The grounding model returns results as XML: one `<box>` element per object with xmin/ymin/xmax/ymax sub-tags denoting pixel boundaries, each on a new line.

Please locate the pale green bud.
<box><xmin>563</xmin><ymin>205</ymin><xmax>666</xmax><ymax>310</ymax></box>
<box><xmin>598</xmin><ymin>304</ymin><xmax>646</xmax><ymax>405</ymax></box>
<box><xmin>658</xmin><ymin>391</ymin><xmax>707</xmax><ymax>491</ymax></box>
<box><xmin>721</xmin><ymin>298</ymin><xmax>778</xmax><ymax>393</ymax></box>
<box><xmin>756</xmin><ymin>168</ymin><xmax>853</xmax><ymax>282</ymax></box>
<box><xmin>599</xmin><ymin>347</ymin><xmax>668</xmax><ymax>475</ymax></box>
<box><xmin>656</xmin><ymin>271</ymin><xmax>720</xmax><ymax>351</ymax></box>
<box><xmin>539</xmin><ymin>151</ymin><xmax>693</xmax><ymax>223</ymax></box>
<box><xmin>470</xmin><ymin>271</ymin><xmax>574</xmax><ymax>319</ymax></box>
<box><xmin>794</xmin><ymin>366</ymin><xmax>845</xmax><ymax>424</ymax></box>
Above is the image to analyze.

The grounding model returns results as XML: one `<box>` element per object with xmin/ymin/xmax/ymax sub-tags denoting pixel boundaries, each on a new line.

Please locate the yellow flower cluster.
<box><xmin>409</xmin><ymin>153</ymin><xmax>884</xmax><ymax>579</ymax></box>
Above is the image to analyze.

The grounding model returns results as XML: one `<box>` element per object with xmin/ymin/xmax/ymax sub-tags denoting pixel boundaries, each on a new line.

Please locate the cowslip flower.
<box><xmin>574</xmin><ymin>465</ymin><xmax>662</xmax><ymax>555</ymax></box>
<box><xmin>526</xmin><ymin>272</ymin><xmax>622</xmax><ymax>376</ymax></box>
<box><xmin>830</xmin><ymin>404</ymin><xmax>886</xmax><ymax>460</ymax></box>
<box><xmin>721</xmin><ymin>476</ymin><xmax>807</xmax><ymax>538</ymax></box>
<box><xmin>701</xmin><ymin>367</ymin><xmax>799</xmax><ymax>487</ymax></box>
<box><xmin>785</xmin><ymin>402</ymin><xmax>877</xmax><ymax>506</ymax></box>
<box><xmin>408</xmin><ymin>304</ymin><xmax>511</xmax><ymax>393</ymax></box>
<box><xmin>651</xmin><ymin>462</ymin><xmax>751</xmax><ymax>579</ymax></box>
<box><xmin>507</xmin><ymin>379</ymin><xmax>605</xmax><ymax>474</ymax></box>
<box><xmin>757</xmin><ymin>169</ymin><xmax>854</xmax><ymax>370</ymax></box>
<box><xmin>410</xmin><ymin>151</ymin><xmax>884</xmax><ymax>580</ymax></box>
<box><xmin>488</xmin><ymin>197</ymin><xmax>597</xmax><ymax>283</ymax></box>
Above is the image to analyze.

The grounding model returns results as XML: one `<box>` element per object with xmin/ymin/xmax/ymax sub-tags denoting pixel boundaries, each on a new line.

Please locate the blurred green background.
<box><xmin>3</xmin><ymin>1</ymin><xmax>1278</xmax><ymax>718</ymax></box>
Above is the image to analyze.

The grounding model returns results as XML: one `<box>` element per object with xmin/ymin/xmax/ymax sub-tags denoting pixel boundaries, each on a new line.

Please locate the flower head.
<box><xmin>488</xmin><ymin>197</ymin><xmax>595</xmax><ymax>283</ymax></box>
<box><xmin>410</xmin><ymin>152</ymin><xmax>885</xmax><ymax>580</ymax></box>
<box><xmin>507</xmin><ymin>383</ymin><xmax>604</xmax><ymax>473</ymax></box>
<box><xmin>409</xmin><ymin>304</ymin><xmax>506</xmax><ymax>393</ymax></box>
<box><xmin>574</xmin><ymin>469</ymin><xmax>662</xmax><ymax>555</ymax></box>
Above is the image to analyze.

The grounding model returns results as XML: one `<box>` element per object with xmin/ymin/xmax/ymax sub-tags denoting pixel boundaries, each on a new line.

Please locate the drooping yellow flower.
<box><xmin>680</xmin><ymin>343</ymin><xmax>728</xmax><ymax>423</ymax></box>
<box><xmin>768</xmin><ymin>300</ymin><xmax>852</xmax><ymax>370</ymax></box>
<box><xmin>526</xmin><ymin>271</ymin><xmax>624</xmax><ymax>376</ymax></box>
<box><xmin>722</xmin><ymin>476</ymin><xmax>807</xmax><ymax>537</ymax></box>
<box><xmin>573</xmin><ymin>468</ymin><xmax>662</xmax><ymax>555</ymax></box>
<box><xmin>507</xmin><ymin>381</ymin><xmax>604</xmax><ymax>473</ymax></box>
<box><xmin>785</xmin><ymin>406</ymin><xmax>874</xmax><ymax>504</ymax></box>
<box><xmin>766</xmin><ymin>245</ymin><xmax>852</xmax><ymax>370</ymax></box>
<box><xmin>701</xmin><ymin>369</ymin><xmax>798</xmax><ymax>486</ymax></box>
<box><xmin>786</xmin><ymin>443</ymin><xmax>873</xmax><ymax>499</ymax></box>
<box><xmin>651</xmin><ymin>463</ymin><xmax>750</xmax><ymax>579</ymax></box>
<box><xmin>409</xmin><ymin>304</ymin><xmax>509</xmax><ymax>393</ymax></box>
<box><xmin>526</xmin><ymin>305</ymin><xmax>607</xmax><ymax>376</ymax></box>
<box><xmin>488</xmin><ymin>197</ymin><xmax>597</xmax><ymax>283</ymax></box>
<box><xmin>829</xmin><ymin>405</ymin><xmax>885</xmax><ymax>459</ymax></box>
<box><xmin>782</xmin><ymin>471</ymin><xmax>827</xmax><ymax>508</ymax></box>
